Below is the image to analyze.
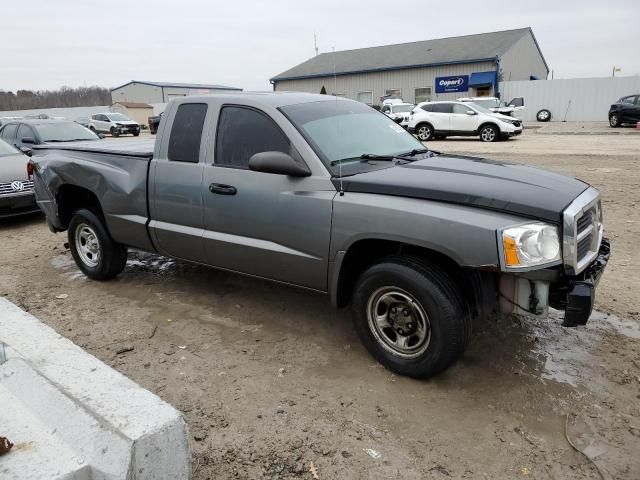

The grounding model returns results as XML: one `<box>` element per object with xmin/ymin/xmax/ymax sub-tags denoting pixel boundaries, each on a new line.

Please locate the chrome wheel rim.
<box><xmin>367</xmin><ymin>287</ymin><xmax>431</xmax><ymax>358</ymax></box>
<box><xmin>538</xmin><ymin>111</ymin><xmax>549</xmax><ymax>120</ymax></box>
<box><xmin>609</xmin><ymin>115</ymin><xmax>618</xmax><ymax>126</ymax></box>
<box><xmin>481</xmin><ymin>127</ymin><xmax>496</xmax><ymax>142</ymax></box>
<box><xmin>75</xmin><ymin>223</ymin><xmax>100</xmax><ymax>267</ymax></box>
<box><xmin>417</xmin><ymin>126</ymin><xmax>431</xmax><ymax>140</ymax></box>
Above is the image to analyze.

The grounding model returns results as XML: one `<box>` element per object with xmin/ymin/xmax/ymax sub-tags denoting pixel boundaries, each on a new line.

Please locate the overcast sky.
<box><xmin>4</xmin><ymin>0</ymin><xmax>639</xmax><ymax>92</ymax></box>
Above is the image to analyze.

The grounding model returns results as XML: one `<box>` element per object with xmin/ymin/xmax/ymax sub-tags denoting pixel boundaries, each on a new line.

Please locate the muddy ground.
<box><xmin>1</xmin><ymin>132</ymin><xmax>639</xmax><ymax>479</ymax></box>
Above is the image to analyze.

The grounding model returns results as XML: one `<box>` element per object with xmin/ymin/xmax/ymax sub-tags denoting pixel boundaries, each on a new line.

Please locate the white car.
<box><xmin>457</xmin><ymin>96</ymin><xmax>524</xmax><ymax>117</ymax></box>
<box><xmin>88</xmin><ymin>113</ymin><xmax>140</xmax><ymax>137</ymax></box>
<box><xmin>381</xmin><ymin>102</ymin><xmax>415</xmax><ymax>127</ymax></box>
<box><xmin>408</xmin><ymin>101</ymin><xmax>523</xmax><ymax>142</ymax></box>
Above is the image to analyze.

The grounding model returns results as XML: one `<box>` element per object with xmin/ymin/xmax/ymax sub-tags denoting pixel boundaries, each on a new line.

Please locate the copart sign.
<box><xmin>435</xmin><ymin>75</ymin><xmax>469</xmax><ymax>93</ymax></box>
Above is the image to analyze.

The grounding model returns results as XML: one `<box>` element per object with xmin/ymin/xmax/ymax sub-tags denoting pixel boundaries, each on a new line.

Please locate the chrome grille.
<box><xmin>0</xmin><ymin>180</ymin><xmax>34</xmax><ymax>196</ymax></box>
<box><xmin>563</xmin><ymin>187</ymin><xmax>603</xmax><ymax>275</ymax></box>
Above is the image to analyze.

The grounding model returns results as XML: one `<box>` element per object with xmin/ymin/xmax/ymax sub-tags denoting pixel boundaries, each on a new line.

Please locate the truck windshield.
<box><xmin>35</xmin><ymin>122</ymin><xmax>100</xmax><ymax>142</ymax></box>
<box><xmin>280</xmin><ymin>100</ymin><xmax>425</xmax><ymax>175</ymax></box>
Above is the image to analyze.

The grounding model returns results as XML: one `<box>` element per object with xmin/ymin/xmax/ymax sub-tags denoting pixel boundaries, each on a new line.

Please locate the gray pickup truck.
<box><xmin>30</xmin><ymin>93</ymin><xmax>610</xmax><ymax>378</ymax></box>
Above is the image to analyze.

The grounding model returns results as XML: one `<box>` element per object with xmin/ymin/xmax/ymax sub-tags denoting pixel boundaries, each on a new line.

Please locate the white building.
<box><xmin>110</xmin><ymin>80</ymin><xmax>242</xmax><ymax>104</ymax></box>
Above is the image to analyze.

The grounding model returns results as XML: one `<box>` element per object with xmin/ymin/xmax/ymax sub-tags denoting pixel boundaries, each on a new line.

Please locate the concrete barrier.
<box><xmin>0</xmin><ymin>298</ymin><xmax>191</xmax><ymax>479</ymax></box>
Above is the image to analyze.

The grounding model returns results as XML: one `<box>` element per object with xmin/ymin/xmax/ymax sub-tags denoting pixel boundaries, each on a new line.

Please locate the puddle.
<box><xmin>592</xmin><ymin>311</ymin><xmax>640</xmax><ymax>339</ymax></box>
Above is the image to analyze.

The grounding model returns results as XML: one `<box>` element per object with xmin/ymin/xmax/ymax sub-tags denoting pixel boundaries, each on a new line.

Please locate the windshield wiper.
<box><xmin>397</xmin><ymin>148</ymin><xmax>431</xmax><ymax>157</ymax></box>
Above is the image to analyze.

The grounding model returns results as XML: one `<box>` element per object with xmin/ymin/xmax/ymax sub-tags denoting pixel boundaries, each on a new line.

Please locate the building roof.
<box><xmin>272</xmin><ymin>28</ymin><xmax>544</xmax><ymax>82</ymax></box>
<box><xmin>111</xmin><ymin>102</ymin><xmax>153</xmax><ymax>109</ymax></box>
<box><xmin>111</xmin><ymin>80</ymin><xmax>242</xmax><ymax>92</ymax></box>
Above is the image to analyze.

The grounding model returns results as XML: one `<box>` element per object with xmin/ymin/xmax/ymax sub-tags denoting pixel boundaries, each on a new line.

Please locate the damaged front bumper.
<box><xmin>555</xmin><ymin>237</ymin><xmax>610</xmax><ymax>327</ymax></box>
<box><xmin>499</xmin><ymin>238</ymin><xmax>610</xmax><ymax>326</ymax></box>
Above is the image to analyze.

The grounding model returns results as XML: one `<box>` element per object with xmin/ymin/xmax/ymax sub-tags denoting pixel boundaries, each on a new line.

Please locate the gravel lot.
<box><xmin>1</xmin><ymin>131</ymin><xmax>639</xmax><ymax>479</ymax></box>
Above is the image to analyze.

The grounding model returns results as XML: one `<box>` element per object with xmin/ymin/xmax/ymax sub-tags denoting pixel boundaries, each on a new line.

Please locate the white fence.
<box><xmin>499</xmin><ymin>76</ymin><xmax>640</xmax><ymax>122</ymax></box>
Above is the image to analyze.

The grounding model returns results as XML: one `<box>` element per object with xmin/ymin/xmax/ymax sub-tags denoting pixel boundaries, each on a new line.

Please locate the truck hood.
<box><xmin>335</xmin><ymin>154</ymin><xmax>589</xmax><ymax>222</ymax></box>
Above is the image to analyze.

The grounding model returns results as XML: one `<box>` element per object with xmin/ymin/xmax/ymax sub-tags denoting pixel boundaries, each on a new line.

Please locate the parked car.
<box><xmin>0</xmin><ymin>119</ymin><xmax>100</xmax><ymax>151</ymax></box>
<box><xmin>88</xmin><ymin>113</ymin><xmax>140</xmax><ymax>137</ymax></box>
<box><xmin>408</xmin><ymin>101</ymin><xmax>523</xmax><ymax>142</ymax></box>
<box><xmin>380</xmin><ymin>96</ymin><xmax>404</xmax><ymax>106</ymax></box>
<box><xmin>0</xmin><ymin>138</ymin><xmax>40</xmax><ymax>218</ymax></box>
<box><xmin>458</xmin><ymin>96</ymin><xmax>524</xmax><ymax>117</ymax></box>
<box><xmin>381</xmin><ymin>102</ymin><xmax>415</xmax><ymax>127</ymax></box>
<box><xmin>31</xmin><ymin>92</ymin><xmax>609</xmax><ymax>379</ymax></box>
<box><xmin>608</xmin><ymin>94</ymin><xmax>640</xmax><ymax>127</ymax></box>
<box><xmin>148</xmin><ymin>112</ymin><xmax>163</xmax><ymax>134</ymax></box>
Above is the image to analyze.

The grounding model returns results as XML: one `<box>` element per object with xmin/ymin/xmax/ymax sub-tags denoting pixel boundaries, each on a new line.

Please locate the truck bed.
<box><xmin>33</xmin><ymin>138</ymin><xmax>155</xmax><ymax>157</ymax></box>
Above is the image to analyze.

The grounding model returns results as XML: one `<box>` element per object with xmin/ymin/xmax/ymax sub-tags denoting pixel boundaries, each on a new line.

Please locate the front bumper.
<box><xmin>555</xmin><ymin>238</ymin><xmax>611</xmax><ymax>327</ymax></box>
<box><xmin>0</xmin><ymin>191</ymin><xmax>40</xmax><ymax>218</ymax></box>
<box><xmin>116</xmin><ymin>125</ymin><xmax>140</xmax><ymax>134</ymax></box>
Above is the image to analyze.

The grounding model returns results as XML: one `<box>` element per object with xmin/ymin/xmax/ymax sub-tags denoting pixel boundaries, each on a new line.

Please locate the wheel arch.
<box><xmin>477</xmin><ymin>121</ymin><xmax>501</xmax><ymax>134</ymax></box>
<box><xmin>330</xmin><ymin>237</ymin><xmax>496</xmax><ymax>318</ymax></box>
<box><xmin>56</xmin><ymin>184</ymin><xmax>105</xmax><ymax>229</ymax></box>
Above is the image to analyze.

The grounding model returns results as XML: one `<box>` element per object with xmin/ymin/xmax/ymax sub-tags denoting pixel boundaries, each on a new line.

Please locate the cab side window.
<box><xmin>17</xmin><ymin>124</ymin><xmax>34</xmax><ymax>141</ymax></box>
<box><xmin>168</xmin><ymin>103</ymin><xmax>208</xmax><ymax>163</ymax></box>
<box><xmin>215</xmin><ymin>106</ymin><xmax>292</xmax><ymax>169</ymax></box>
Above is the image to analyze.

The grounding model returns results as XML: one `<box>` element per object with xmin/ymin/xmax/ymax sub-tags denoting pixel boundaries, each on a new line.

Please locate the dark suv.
<box><xmin>609</xmin><ymin>95</ymin><xmax>640</xmax><ymax>127</ymax></box>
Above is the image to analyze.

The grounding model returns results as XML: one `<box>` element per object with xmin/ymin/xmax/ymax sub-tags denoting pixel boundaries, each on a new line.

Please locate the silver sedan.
<box><xmin>0</xmin><ymin>138</ymin><xmax>40</xmax><ymax>218</ymax></box>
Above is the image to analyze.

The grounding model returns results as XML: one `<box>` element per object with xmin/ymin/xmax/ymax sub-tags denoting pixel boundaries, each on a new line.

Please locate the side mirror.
<box><xmin>21</xmin><ymin>137</ymin><xmax>35</xmax><ymax>144</ymax></box>
<box><xmin>466</xmin><ymin>110</ymin><xmax>477</xmax><ymax>116</ymax></box>
<box><xmin>249</xmin><ymin>151</ymin><xmax>311</xmax><ymax>177</ymax></box>
<box><xmin>20</xmin><ymin>146</ymin><xmax>32</xmax><ymax>157</ymax></box>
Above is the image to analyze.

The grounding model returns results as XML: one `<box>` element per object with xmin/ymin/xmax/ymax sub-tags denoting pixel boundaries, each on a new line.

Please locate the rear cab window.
<box><xmin>168</xmin><ymin>103</ymin><xmax>208</xmax><ymax>163</ymax></box>
<box><xmin>1</xmin><ymin>124</ymin><xmax>18</xmax><ymax>140</ymax></box>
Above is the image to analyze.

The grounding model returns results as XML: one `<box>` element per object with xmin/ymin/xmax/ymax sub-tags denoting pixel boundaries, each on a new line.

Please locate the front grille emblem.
<box><xmin>10</xmin><ymin>181</ymin><xmax>25</xmax><ymax>192</ymax></box>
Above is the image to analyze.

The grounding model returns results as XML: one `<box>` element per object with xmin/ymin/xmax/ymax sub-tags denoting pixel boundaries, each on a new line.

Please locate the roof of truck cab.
<box><xmin>183</xmin><ymin>91</ymin><xmax>356</xmax><ymax>108</ymax></box>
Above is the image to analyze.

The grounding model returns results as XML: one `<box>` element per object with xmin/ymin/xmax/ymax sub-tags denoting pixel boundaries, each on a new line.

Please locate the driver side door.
<box><xmin>201</xmin><ymin>105</ymin><xmax>335</xmax><ymax>290</ymax></box>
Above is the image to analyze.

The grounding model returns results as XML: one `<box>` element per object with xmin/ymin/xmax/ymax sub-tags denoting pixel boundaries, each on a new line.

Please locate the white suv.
<box><xmin>408</xmin><ymin>101</ymin><xmax>523</xmax><ymax>142</ymax></box>
<box><xmin>381</xmin><ymin>102</ymin><xmax>415</xmax><ymax>128</ymax></box>
<box><xmin>88</xmin><ymin>113</ymin><xmax>140</xmax><ymax>137</ymax></box>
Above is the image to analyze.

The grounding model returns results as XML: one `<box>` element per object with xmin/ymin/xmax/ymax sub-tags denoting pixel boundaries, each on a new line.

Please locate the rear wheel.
<box><xmin>351</xmin><ymin>258</ymin><xmax>470</xmax><ymax>378</ymax></box>
<box><xmin>415</xmin><ymin>123</ymin><xmax>433</xmax><ymax>141</ymax></box>
<box><xmin>68</xmin><ymin>209</ymin><xmax>127</xmax><ymax>280</ymax></box>
<box><xmin>479</xmin><ymin>124</ymin><xmax>498</xmax><ymax>142</ymax></box>
<box><xmin>609</xmin><ymin>113</ymin><xmax>619</xmax><ymax>128</ymax></box>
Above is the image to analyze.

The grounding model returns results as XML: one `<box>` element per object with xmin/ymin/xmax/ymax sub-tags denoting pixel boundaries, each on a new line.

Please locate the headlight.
<box><xmin>500</xmin><ymin>222</ymin><xmax>561</xmax><ymax>269</ymax></box>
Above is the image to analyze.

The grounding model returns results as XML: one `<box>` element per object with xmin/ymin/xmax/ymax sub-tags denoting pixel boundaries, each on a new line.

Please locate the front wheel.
<box><xmin>110</xmin><ymin>127</ymin><xmax>120</xmax><ymax>137</ymax></box>
<box><xmin>609</xmin><ymin>113</ymin><xmax>619</xmax><ymax>128</ymax></box>
<box><xmin>415</xmin><ymin>123</ymin><xmax>433</xmax><ymax>141</ymax></box>
<box><xmin>351</xmin><ymin>258</ymin><xmax>470</xmax><ymax>378</ymax></box>
<box><xmin>479</xmin><ymin>124</ymin><xmax>498</xmax><ymax>142</ymax></box>
<box><xmin>68</xmin><ymin>209</ymin><xmax>127</xmax><ymax>280</ymax></box>
<box><xmin>133</xmin><ymin>131</ymin><xmax>140</xmax><ymax>137</ymax></box>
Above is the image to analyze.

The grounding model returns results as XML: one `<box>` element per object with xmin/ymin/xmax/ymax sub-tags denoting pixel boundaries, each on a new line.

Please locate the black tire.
<box><xmin>110</xmin><ymin>127</ymin><xmax>120</xmax><ymax>137</ymax></box>
<box><xmin>479</xmin><ymin>124</ymin><xmax>499</xmax><ymax>142</ymax></box>
<box><xmin>536</xmin><ymin>109</ymin><xmax>551</xmax><ymax>122</ymax></box>
<box><xmin>89</xmin><ymin>126</ymin><xmax>96</xmax><ymax>132</ymax></box>
<box><xmin>415</xmin><ymin>123</ymin><xmax>434</xmax><ymax>141</ymax></box>
<box><xmin>68</xmin><ymin>209</ymin><xmax>127</xmax><ymax>281</ymax></box>
<box><xmin>133</xmin><ymin>131</ymin><xmax>140</xmax><ymax>137</ymax></box>
<box><xmin>351</xmin><ymin>257</ymin><xmax>471</xmax><ymax>379</ymax></box>
<box><xmin>609</xmin><ymin>113</ymin><xmax>619</xmax><ymax>128</ymax></box>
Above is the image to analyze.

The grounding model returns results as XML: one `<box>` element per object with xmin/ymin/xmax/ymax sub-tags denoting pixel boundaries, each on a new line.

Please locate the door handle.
<box><xmin>209</xmin><ymin>183</ymin><xmax>237</xmax><ymax>195</ymax></box>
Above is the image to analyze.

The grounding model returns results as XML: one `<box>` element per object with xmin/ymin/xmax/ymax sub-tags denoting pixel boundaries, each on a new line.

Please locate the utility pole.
<box><xmin>314</xmin><ymin>32</ymin><xmax>319</xmax><ymax>56</ymax></box>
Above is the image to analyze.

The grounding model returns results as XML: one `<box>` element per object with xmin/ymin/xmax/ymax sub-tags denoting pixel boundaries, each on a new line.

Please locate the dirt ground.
<box><xmin>1</xmin><ymin>131</ymin><xmax>639</xmax><ymax>479</ymax></box>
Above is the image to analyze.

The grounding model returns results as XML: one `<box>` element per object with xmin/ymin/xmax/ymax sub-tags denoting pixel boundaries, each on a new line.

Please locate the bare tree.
<box><xmin>0</xmin><ymin>86</ymin><xmax>111</xmax><ymax>111</ymax></box>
